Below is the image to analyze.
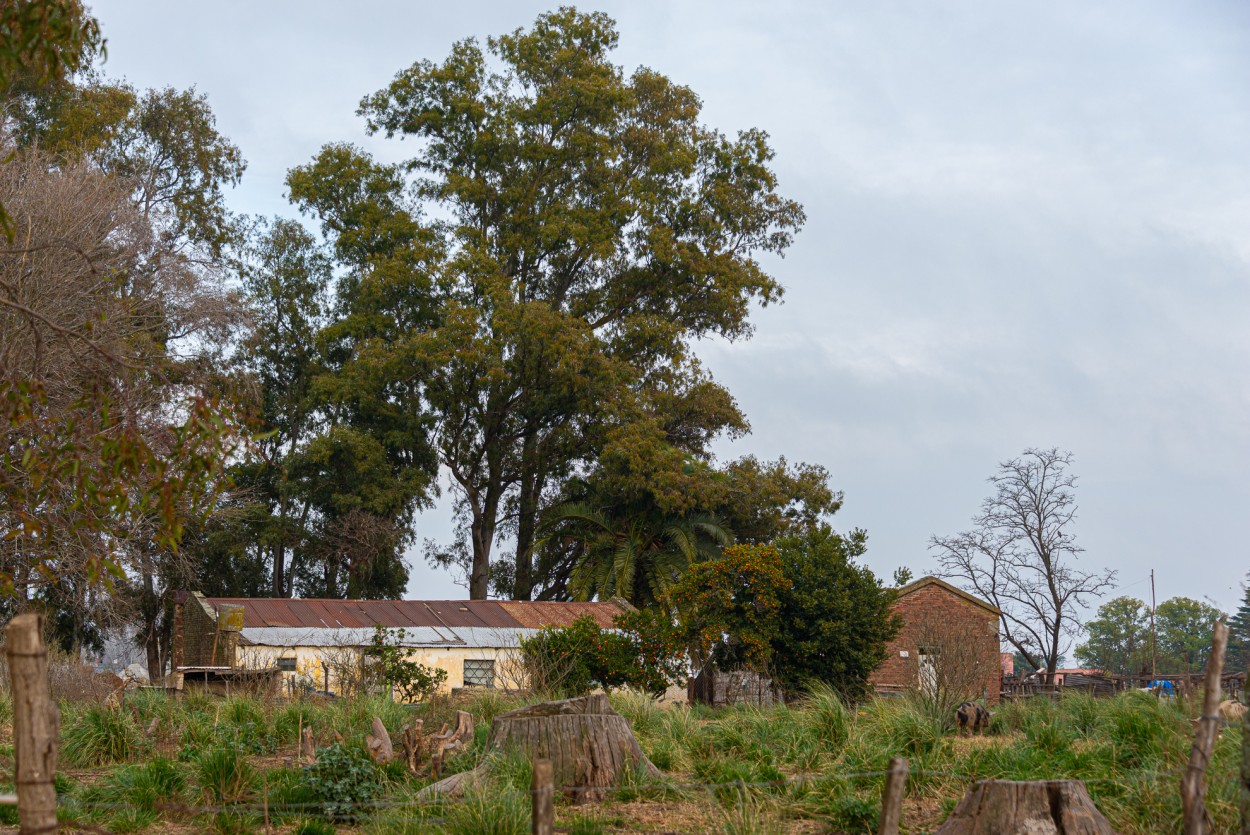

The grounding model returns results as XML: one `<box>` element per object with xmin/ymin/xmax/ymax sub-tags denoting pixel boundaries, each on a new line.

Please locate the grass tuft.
<box><xmin>61</xmin><ymin>707</ymin><xmax>148</xmax><ymax>766</ymax></box>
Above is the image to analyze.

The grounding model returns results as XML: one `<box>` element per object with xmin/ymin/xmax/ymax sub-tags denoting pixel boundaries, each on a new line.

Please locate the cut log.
<box><xmin>366</xmin><ymin>716</ymin><xmax>396</xmax><ymax>765</ymax></box>
<box><xmin>420</xmin><ymin>694</ymin><xmax>657</xmax><ymax>802</ymax></box>
<box><xmin>935</xmin><ymin>779</ymin><xmax>1118</xmax><ymax>835</ymax></box>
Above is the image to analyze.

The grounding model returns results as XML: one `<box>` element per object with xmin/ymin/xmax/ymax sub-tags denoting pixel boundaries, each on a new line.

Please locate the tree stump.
<box><xmin>366</xmin><ymin>716</ymin><xmax>396</xmax><ymax>765</ymax></box>
<box><xmin>419</xmin><ymin>694</ymin><xmax>658</xmax><ymax>802</ymax></box>
<box><xmin>935</xmin><ymin>780</ymin><xmax>1118</xmax><ymax>835</ymax></box>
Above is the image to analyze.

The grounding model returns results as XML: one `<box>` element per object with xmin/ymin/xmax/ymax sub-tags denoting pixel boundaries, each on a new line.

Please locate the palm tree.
<box><xmin>544</xmin><ymin>502</ymin><xmax>732</xmax><ymax>606</ymax></box>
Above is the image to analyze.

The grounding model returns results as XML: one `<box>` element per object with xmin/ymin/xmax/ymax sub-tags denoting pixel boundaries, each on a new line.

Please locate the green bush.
<box><xmin>520</xmin><ymin>614</ymin><xmax>683</xmax><ymax>697</ymax></box>
<box><xmin>301</xmin><ymin>742</ymin><xmax>382</xmax><ymax>822</ymax></box>
<box><xmin>367</xmin><ymin>626</ymin><xmax>448</xmax><ymax>702</ymax></box>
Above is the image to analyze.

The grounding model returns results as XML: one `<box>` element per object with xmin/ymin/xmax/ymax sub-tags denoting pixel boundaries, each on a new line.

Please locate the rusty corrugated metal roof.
<box><xmin>203</xmin><ymin>597</ymin><xmax>624</xmax><ymax>631</ymax></box>
<box><xmin>497</xmin><ymin>600</ymin><xmax>630</xmax><ymax>629</ymax></box>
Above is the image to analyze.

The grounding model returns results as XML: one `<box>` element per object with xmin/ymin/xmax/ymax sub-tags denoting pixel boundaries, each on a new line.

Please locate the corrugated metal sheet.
<box><xmin>240</xmin><ymin>625</ymin><xmax>533</xmax><ymax>649</ymax></box>
<box><xmin>205</xmin><ymin>597</ymin><xmax>625</xmax><ymax>632</ymax></box>
<box><xmin>498</xmin><ymin>600</ymin><xmax>629</xmax><ymax>629</ymax></box>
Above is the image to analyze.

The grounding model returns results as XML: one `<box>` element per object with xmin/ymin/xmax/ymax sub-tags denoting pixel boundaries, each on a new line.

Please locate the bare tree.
<box><xmin>908</xmin><ymin>616</ymin><xmax>998</xmax><ymax>725</ymax></box>
<box><xmin>931</xmin><ymin>448</ymin><xmax>1115</xmax><ymax>681</ymax></box>
<box><xmin>0</xmin><ymin>138</ymin><xmax>241</xmax><ymax>667</ymax></box>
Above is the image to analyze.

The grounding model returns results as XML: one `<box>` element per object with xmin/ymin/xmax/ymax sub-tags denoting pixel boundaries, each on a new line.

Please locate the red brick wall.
<box><xmin>870</xmin><ymin>583</ymin><xmax>1001</xmax><ymax>705</ymax></box>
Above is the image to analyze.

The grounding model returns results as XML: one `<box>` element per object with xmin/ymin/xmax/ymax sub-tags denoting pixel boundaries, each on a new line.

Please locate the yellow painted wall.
<box><xmin>235</xmin><ymin>643</ymin><xmax>522</xmax><ymax>697</ymax></box>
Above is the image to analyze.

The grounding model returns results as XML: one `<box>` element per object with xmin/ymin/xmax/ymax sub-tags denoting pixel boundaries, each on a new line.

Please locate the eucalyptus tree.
<box><xmin>291</xmin><ymin>8</ymin><xmax>804</xmax><ymax>599</ymax></box>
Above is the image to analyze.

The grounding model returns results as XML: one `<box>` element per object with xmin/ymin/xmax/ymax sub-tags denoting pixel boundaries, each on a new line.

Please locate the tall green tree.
<box><xmin>669</xmin><ymin>544</ymin><xmax>788</xmax><ymax>674</ymax></box>
<box><xmin>1229</xmin><ymin>572</ymin><xmax>1250</xmax><ymax>672</ymax></box>
<box><xmin>1155</xmin><ymin>597</ymin><xmax>1228</xmax><ymax>675</ymax></box>
<box><xmin>231</xmin><ymin>219</ymin><xmax>330</xmax><ymax>597</ymax></box>
<box><xmin>771</xmin><ymin>526</ymin><xmax>900</xmax><ymax>697</ymax></box>
<box><xmin>292</xmin><ymin>8</ymin><xmax>803</xmax><ymax>599</ymax></box>
<box><xmin>1073</xmin><ymin>596</ymin><xmax>1151</xmax><ymax>678</ymax></box>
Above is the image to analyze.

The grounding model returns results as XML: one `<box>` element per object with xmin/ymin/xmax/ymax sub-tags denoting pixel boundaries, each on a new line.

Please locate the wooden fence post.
<box><xmin>531</xmin><ymin>757</ymin><xmax>553</xmax><ymax>835</ymax></box>
<box><xmin>6</xmin><ymin>613</ymin><xmax>59</xmax><ymax>835</ymax></box>
<box><xmin>1182</xmin><ymin>621</ymin><xmax>1227</xmax><ymax>835</ymax></box>
<box><xmin>1242</xmin><ymin>656</ymin><xmax>1249</xmax><ymax>835</ymax></box>
<box><xmin>878</xmin><ymin>756</ymin><xmax>909</xmax><ymax>835</ymax></box>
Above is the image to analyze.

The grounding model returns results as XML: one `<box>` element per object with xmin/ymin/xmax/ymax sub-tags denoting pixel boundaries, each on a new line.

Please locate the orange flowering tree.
<box><xmin>668</xmin><ymin>543</ymin><xmax>787</xmax><ymax>674</ymax></box>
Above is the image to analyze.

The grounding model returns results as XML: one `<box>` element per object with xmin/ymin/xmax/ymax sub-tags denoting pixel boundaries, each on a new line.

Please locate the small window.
<box><xmin>463</xmin><ymin>659</ymin><xmax>495</xmax><ymax>688</ymax></box>
<box><xmin>277</xmin><ymin>657</ymin><xmax>297</xmax><ymax>673</ymax></box>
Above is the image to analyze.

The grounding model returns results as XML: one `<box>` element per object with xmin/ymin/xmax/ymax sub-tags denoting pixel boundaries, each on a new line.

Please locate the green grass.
<box><xmin>61</xmin><ymin>707</ymin><xmax>149</xmax><ymax>766</ymax></box>
<box><xmin>32</xmin><ymin>685</ymin><xmax>1240</xmax><ymax>834</ymax></box>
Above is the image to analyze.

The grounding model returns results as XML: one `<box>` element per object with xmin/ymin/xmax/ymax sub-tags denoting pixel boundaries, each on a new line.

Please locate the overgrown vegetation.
<box><xmin>28</xmin><ymin>686</ymin><xmax>1243</xmax><ymax>833</ymax></box>
<box><xmin>518</xmin><ymin>613</ymin><xmax>685</xmax><ymax>697</ymax></box>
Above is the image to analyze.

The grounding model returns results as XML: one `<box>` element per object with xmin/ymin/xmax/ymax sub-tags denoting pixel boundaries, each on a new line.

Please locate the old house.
<box><xmin>869</xmin><ymin>576</ymin><xmax>1002</xmax><ymax>705</ymax></box>
<box><xmin>171</xmin><ymin>592</ymin><xmax>631</xmax><ymax>696</ymax></box>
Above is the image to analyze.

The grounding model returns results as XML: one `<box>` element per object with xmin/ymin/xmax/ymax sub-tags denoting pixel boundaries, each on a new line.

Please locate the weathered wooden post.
<box><xmin>1241</xmin><ymin>657</ymin><xmax>1249</xmax><ymax>835</ymax></box>
<box><xmin>1182</xmin><ymin>620</ymin><xmax>1227</xmax><ymax>835</ymax></box>
<box><xmin>878</xmin><ymin>756</ymin><xmax>909</xmax><ymax>835</ymax></box>
<box><xmin>531</xmin><ymin>757</ymin><xmax>554</xmax><ymax>835</ymax></box>
<box><xmin>6</xmin><ymin>613</ymin><xmax>59</xmax><ymax>835</ymax></box>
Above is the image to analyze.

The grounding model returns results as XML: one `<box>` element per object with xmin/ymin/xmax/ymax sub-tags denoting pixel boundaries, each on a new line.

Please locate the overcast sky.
<box><xmin>92</xmin><ymin>1</ymin><xmax>1250</xmax><ymax>617</ymax></box>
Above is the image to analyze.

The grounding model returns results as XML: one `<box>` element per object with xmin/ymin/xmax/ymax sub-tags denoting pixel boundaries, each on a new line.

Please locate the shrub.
<box><xmin>771</xmin><ymin>527</ymin><xmax>901</xmax><ymax>698</ymax></box>
<box><xmin>519</xmin><ymin>615</ymin><xmax>683</xmax><ymax>697</ymax></box>
<box><xmin>301</xmin><ymin>742</ymin><xmax>382</xmax><ymax>822</ymax></box>
<box><xmin>366</xmin><ymin>626</ymin><xmax>448</xmax><ymax>702</ymax></box>
<box><xmin>828</xmin><ymin>794</ymin><xmax>878</xmax><ymax>835</ymax></box>
<box><xmin>61</xmin><ymin>707</ymin><xmax>147</xmax><ymax>765</ymax></box>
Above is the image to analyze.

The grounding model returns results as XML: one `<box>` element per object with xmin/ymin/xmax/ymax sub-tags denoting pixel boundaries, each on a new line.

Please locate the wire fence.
<box><xmin>43</xmin><ymin>761</ymin><xmax>1201</xmax><ymax>818</ymax></box>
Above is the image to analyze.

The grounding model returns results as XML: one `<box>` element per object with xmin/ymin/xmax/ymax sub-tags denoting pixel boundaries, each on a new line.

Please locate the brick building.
<box><xmin>869</xmin><ymin>576</ymin><xmax>1002</xmax><ymax>705</ymax></box>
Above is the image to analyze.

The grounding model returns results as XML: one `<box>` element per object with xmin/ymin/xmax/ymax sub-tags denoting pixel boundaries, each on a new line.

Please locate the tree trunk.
<box><xmin>935</xmin><ymin>779</ymin><xmax>1117</xmax><ymax>834</ymax></box>
<box><xmin>469</xmin><ymin>492</ymin><xmax>500</xmax><ymax>600</ymax></box>
<box><xmin>271</xmin><ymin>543</ymin><xmax>285</xmax><ymax>598</ymax></box>
<box><xmin>420</xmin><ymin>694</ymin><xmax>658</xmax><ymax>802</ymax></box>
<box><xmin>513</xmin><ymin>429</ymin><xmax>542</xmax><ymax>601</ymax></box>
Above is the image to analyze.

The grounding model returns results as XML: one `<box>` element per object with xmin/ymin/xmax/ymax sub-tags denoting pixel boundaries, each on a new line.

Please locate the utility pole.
<box><xmin>1150</xmin><ymin>569</ymin><xmax>1157</xmax><ymax>680</ymax></box>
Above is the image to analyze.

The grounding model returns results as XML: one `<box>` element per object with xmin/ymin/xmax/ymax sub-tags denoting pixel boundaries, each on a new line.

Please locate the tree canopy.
<box><xmin>1073</xmin><ymin>596</ymin><xmax>1151</xmax><ymax>678</ymax></box>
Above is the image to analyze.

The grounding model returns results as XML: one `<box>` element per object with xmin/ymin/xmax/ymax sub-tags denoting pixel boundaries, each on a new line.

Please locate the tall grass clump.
<box><xmin>609</xmin><ymin>689</ymin><xmax>663</xmax><ymax>738</ymax></box>
<box><xmin>441</xmin><ymin>786</ymin><xmax>529</xmax><ymax>835</ymax></box>
<box><xmin>61</xmin><ymin>707</ymin><xmax>148</xmax><ymax>766</ymax></box>
<box><xmin>718</xmin><ymin>787</ymin><xmax>785</xmax><ymax>835</ymax></box>
<box><xmin>196</xmin><ymin>746</ymin><xmax>257</xmax><ymax>806</ymax></box>
<box><xmin>461</xmin><ymin>687</ymin><xmax>524</xmax><ymax>726</ymax></box>
<box><xmin>1097</xmin><ymin>691</ymin><xmax>1184</xmax><ymax>769</ymax></box>
<box><xmin>857</xmin><ymin>696</ymin><xmax>943</xmax><ymax>759</ymax></box>
<box><xmin>799</xmin><ymin>683</ymin><xmax>850</xmax><ymax>750</ymax></box>
<box><xmin>73</xmin><ymin>758</ymin><xmax>186</xmax><ymax>834</ymax></box>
